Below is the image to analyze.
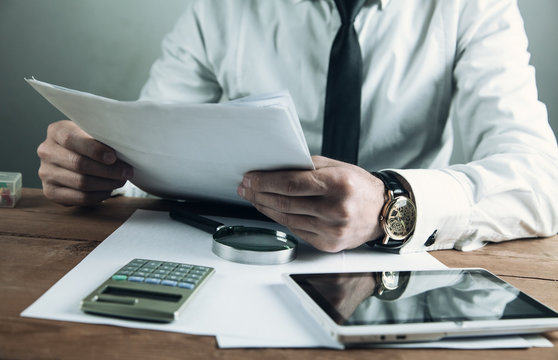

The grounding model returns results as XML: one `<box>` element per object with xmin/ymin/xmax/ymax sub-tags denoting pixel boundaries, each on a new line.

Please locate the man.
<box><xmin>37</xmin><ymin>0</ymin><xmax>558</xmax><ymax>254</ymax></box>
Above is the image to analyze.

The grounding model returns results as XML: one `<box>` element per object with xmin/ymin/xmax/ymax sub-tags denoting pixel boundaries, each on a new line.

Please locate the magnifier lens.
<box><xmin>216</xmin><ymin>232</ymin><xmax>293</xmax><ymax>252</ymax></box>
<box><xmin>169</xmin><ymin>209</ymin><xmax>297</xmax><ymax>264</ymax></box>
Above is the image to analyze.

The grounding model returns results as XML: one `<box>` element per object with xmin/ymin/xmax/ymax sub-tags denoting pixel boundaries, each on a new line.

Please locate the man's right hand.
<box><xmin>37</xmin><ymin>120</ymin><xmax>133</xmax><ymax>206</ymax></box>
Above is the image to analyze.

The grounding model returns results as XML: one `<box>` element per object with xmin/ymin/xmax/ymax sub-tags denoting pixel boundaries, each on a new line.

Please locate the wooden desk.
<box><xmin>1</xmin><ymin>188</ymin><xmax>557</xmax><ymax>359</ymax></box>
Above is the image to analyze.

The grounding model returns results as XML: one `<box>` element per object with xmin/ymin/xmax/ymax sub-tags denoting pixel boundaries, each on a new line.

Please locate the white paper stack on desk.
<box><xmin>27</xmin><ymin>78</ymin><xmax>314</xmax><ymax>204</ymax></box>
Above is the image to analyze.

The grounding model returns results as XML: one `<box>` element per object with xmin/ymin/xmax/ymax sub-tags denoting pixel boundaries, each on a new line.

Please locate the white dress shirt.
<box><xmin>349</xmin><ymin>270</ymin><xmax>518</xmax><ymax>324</ymax></box>
<box><xmin>137</xmin><ymin>0</ymin><xmax>558</xmax><ymax>252</ymax></box>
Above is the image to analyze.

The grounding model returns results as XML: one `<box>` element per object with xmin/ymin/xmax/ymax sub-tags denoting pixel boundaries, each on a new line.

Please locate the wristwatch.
<box><xmin>373</xmin><ymin>271</ymin><xmax>411</xmax><ymax>301</ymax></box>
<box><xmin>371</xmin><ymin>171</ymin><xmax>417</xmax><ymax>249</ymax></box>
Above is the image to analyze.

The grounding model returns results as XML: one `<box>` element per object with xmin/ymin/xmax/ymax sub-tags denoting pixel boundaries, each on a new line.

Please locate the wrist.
<box><xmin>369</xmin><ymin>171</ymin><xmax>417</xmax><ymax>250</ymax></box>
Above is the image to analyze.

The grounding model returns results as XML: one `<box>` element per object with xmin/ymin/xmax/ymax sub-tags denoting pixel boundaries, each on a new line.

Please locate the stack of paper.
<box><xmin>27</xmin><ymin>78</ymin><xmax>314</xmax><ymax>203</ymax></box>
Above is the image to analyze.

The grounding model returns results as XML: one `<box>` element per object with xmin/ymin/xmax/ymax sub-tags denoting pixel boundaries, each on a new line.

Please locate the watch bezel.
<box><xmin>379</xmin><ymin>194</ymin><xmax>417</xmax><ymax>243</ymax></box>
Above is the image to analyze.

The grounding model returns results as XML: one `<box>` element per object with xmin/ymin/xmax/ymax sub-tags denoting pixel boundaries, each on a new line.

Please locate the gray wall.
<box><xmin>1</xmin><ymin>0</ymin><xmax>557</xmax><ymax>189</ymax></box>
<box><xmin>0</xmin><ymin>0</ymin><xmax>186</xmax><ymax>188</ymax></box>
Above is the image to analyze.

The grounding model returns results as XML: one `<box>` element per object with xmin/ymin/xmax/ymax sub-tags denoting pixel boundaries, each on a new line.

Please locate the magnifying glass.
<box><xmin>169</xmin><ymin>207</ymin><xmax>298</xmax><ymax>265</ymax></box>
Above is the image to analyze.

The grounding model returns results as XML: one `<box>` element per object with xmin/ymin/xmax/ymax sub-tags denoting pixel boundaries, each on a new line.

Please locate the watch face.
<box><xmin>383</xmin><ymin>196</ymin><xmax>416</xmax><ymax>240</ymax></box>
<box><xmin>381</xmin><ymin>271</ymin><xmax>400</xmax><ymax>290</ymax></box>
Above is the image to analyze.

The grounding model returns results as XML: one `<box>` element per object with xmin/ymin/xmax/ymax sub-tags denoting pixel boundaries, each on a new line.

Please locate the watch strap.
<box><xmin>371</xmin><ymin>171</ymin><xmax>408</xmax><ymax>198</ymax></box>
<box><xmin>369</xmin><ymin>171</ymin><xmax>415</xmax><ymax>250</ymax></box>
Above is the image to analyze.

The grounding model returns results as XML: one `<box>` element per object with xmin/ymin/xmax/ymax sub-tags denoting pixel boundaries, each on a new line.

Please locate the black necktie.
<box><xmin>322</xmin><ymin>0</ymin><xmax>366</xmax><ymax>164</ymax></box>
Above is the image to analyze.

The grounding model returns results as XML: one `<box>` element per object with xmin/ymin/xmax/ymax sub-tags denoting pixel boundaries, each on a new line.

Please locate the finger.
<box><xmin>252</xmin><ymin>203</ymin><xmax>357</xmax><ymax>253</ymax></box>
<box><xmin>251</xmin><ymin>202</ymin><xmax>322</xmax><ymax>240</ymax></box>
<box><xmin>48</xmin><ymin>120</ymin><xmax>117</xmax><ymax>165</ymax></box>
<box><xmin>242</xmin><ymin>170</ymin><xmax>329</xmax><ymax>197</ymax></box>
<box><xmin>239</xmin><ymin>185</ymin><xmax>319</xmax><ymax>216</ymax></box>
<box><xmin>42</xmin><ymin>183</ymin><xmax>114</xmax><ymax>206</ymax></box>
<box><xmin>291</xmin><ymin>229</ymin><xmax>342</xmax><ymax>253</ymax></box>
<box><xmin>250</xmin><ymin>200</ymin><xmax>319</xmax><ymax>231</ymax></box>
<box><xmin>43</xmin><ymin>141</ymin><xmax>132</xmax><ymax>181</ymax></box>
<box><xmin>251</xmin><ymin>202</ymin><xmax>333</xmax><ymax>246</ymax></box>
<box><xmin>39</xmin><ymin>162</ymin><xmax>127</xmax><ymax>192</ymax></box>
<box><xmin>238</xmin><ymin>183</ymin><xmax>353</xmax><ymax>223</ymax></box>
<box><xmin>311</xmin><ymin>155</ymin><xmax>345</xmax><ymax>169</ymax></box>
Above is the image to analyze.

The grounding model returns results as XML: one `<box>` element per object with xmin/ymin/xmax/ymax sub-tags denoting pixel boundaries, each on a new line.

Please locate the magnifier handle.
<box><xmin>169</xmin><ymin>208</ymin><xmax>225</xmax><ymax>234</ymax></box>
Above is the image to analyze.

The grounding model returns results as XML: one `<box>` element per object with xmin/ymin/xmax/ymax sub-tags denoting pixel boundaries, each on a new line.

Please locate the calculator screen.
<box><xmin>103</xmin><ymin>286</ymin><xmax>182</xmax><ymax>302</ymax></box>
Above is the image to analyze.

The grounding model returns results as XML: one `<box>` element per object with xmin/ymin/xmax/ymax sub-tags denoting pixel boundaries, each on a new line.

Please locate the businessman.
<box><xmin>37</xmin><ymin>0</ymin><xmax>558</xmax><ymax>253</ymax></box>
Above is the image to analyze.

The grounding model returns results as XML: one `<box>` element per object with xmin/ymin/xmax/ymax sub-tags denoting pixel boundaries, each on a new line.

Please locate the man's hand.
<box><xmin>308</xmin><ymin>274</ymin><xmax>377</xmax><ymax>321</ymax></box>
<box><xmin>37</xmin><ymin>120</ymin><xmax>133</xmax><ymax>206</ymax></box>
<box><xmin>237</xmin><ymin>156</ymin><xmax>385</xmax><ymax>252</ymax></box>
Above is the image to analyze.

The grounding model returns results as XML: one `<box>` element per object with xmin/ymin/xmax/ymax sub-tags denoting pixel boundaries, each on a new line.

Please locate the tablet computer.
<box><xmin>283</xmin><ymin>269</ymin><xmax>558</xmax><ymax>344</ymax></box>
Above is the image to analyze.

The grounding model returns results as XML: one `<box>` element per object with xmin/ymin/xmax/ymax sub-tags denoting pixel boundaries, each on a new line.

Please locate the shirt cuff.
<box><xmin>111</xmin><ymin>181</ymin><xmax>156</xmax><ymax>198</ymax></box>
<box><xmin>389</xmin><ymin>169</ymin><xmax>472</xmax><ymax>253</ymax></box>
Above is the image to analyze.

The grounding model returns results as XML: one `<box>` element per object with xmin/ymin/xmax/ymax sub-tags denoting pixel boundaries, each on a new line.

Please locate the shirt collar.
<box><xmin>290</xmin><ymin>0</ymin><xmax>391</xmax><ymax>10</ymax></box>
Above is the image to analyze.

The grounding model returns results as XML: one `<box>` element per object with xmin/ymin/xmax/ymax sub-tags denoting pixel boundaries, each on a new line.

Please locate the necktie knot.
<box><xmin>334</xmin><ymin>0</ymin><xmax>366</xmax><ymax>24</ymax></box>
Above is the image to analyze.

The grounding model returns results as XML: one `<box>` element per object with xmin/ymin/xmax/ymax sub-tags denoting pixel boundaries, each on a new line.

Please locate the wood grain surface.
<box><xmin>1</xmin><ymin>188</ymin><xmax>556</xmax><ymax>360</ymax></box>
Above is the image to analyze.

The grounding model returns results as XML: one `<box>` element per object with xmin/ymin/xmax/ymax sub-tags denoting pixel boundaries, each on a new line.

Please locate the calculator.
<box><xmin>80</xmin><ymin>259</ymin><xmax>215</xmax><ymax>323</ymax></box>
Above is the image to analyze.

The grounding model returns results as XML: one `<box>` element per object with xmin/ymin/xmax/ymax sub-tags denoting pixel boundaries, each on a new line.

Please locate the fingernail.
<box><xmin>242</xmin><ymin>176</ymin><xmax>251</xmax><ymax>188</ymax></box>
<box><xmin>103</xmin><ymin>152</ymin><xmax>116</xmax><ymax>164</ymax></box>
<box><xmin>122</xmin><ymin>167</ymin><xmax>133</xmax><ymax>180</ymax></box>
<box><xmin>237</xmin><ymin>185</ymin><xmax>246</xmax><ymax>198</ymax></box>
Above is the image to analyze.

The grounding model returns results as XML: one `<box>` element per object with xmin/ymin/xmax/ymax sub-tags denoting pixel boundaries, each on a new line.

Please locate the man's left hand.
<box><xmin>237</xmin><ymin>155</ymin><xmax>385</xmax><ymax>252</ymax></box>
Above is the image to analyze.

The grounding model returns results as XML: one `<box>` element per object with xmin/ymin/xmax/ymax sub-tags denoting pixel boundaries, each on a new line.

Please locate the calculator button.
<box><xmin>171</xmin><ymin>271</ymin><xmax>187</xmax><ymax>277</ymax></box>
<box><xmin>116</xmin><ymin>270</ymin><xmax>134</xmax><ymax>276</ymax></box>
<box><xmin>128</xmin><ymin>276</ymin><xmax>145</xmax><ymax>282</ymax></box>
<box><xmin>129</xmin><ymin>260</ymin><xmax>147</xmax><ymax>266</ymax></box>
<box><xmin>147</xmin><ymin>261</ymin><xmax>163</xmax><ymax>267</ymax></box>
<box><xmin>166</xmin><ymin>275</ymin><xmax>180</xmax><ymax>281</ymax></box>
<box><xmin>145</xmin><ymin>278</ymin><xmax>162</xmax><ymax>284</ymax></box>
<box><xmin>134</xmin><ymin>271</ymin><xmax>149</xmax><ymax>277</ymax></box>
<box><xmin>122</xmin><ymin>266</ymin><xmax>139</xmax><ymax>272</ymax></box>
<box><xmin>161</xmin><ymin>280</ymin><xmax>178</xmax><ymax>287</ymax></box>
<box><xmin>111</xmin><ymin>275</ymin><xmax>127</xmax><ymax>281</ymax></box>
<box><xmin>178</xmin><ymin>282</ymin><xmax>195</xmax><ymax>289</ymax></box>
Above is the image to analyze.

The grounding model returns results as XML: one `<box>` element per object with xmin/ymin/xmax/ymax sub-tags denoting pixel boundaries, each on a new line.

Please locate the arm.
<box><xmin>37</xmin><ymin>1</ymin><xmax>221</xmax><ymax>205</ymax></box>
<box><xmin>396</xmin><ymin>0</ymin><xmax>558</xmax><ymax>252</ymax></box>
<box><xmin>239</xmin><ymin>0</ymin><xmax>558</xmax><ymax>253</ymax></box>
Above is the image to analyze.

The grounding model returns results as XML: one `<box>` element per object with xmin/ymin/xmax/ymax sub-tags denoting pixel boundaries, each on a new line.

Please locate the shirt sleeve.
<box><xmin>395</xmin><ymin>0</ymin><xmax>558</xmax><ymax>253</ymax></box>
<box><xmin>139</xmin><ymin>0</ymin><xmax>222</xmax><ymax>103</ymax></box>
<box><xmin>117</xmin><ymin>1</ymin><xmax>223</xmax><ymax>198</ymax></box>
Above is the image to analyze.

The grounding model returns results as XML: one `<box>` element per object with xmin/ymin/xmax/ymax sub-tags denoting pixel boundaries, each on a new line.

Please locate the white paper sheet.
<box><xmin>21</xmin><ymin>210</ymin><xmax>552</xmax><ymax>349</ymax></box>
<box><xmin>21</xmin><ymin>209</ymin><xmax>443</xmax><ymax>346</ymax></box>
<box><xmin>26</xmin><ymin>78</ymin><xmax>314</xmax><ymax>204</ymax></box>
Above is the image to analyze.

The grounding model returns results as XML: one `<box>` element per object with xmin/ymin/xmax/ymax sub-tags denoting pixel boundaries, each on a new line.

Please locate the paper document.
<box><xmin>20</xmin><ymin>210</ymin><xmax>552</xmax><ymax>349</ymax></box>
<box><xmin>21</xmin><ymin>210</ymin><xmax>444</xmax><ymax>348</ymax></box>
<box><xmin>26</xmin><ymin>78</ymin><xmax>314</xmax><ymax>204</ymax></box>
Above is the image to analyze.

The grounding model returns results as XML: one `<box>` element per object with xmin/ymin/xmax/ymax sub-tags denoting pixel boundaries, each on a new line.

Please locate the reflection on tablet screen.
<box><xmin>292</xmin><ymin>269</ymin><xmax>557</xmax><ymax>326</ymax></box>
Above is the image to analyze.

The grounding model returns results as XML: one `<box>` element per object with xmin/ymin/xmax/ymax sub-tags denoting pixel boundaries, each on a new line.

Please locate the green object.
<box><xmin>80</xmin><ymin>258</ymin><xmax>214</xmax><ymax>322</ymax></box>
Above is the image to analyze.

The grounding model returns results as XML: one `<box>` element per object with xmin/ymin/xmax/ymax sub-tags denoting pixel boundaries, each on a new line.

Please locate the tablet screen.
<box><xmin>289</xmin><ymin>269</ymin><xmax>558</xmax><ymax>326</ymax></box>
